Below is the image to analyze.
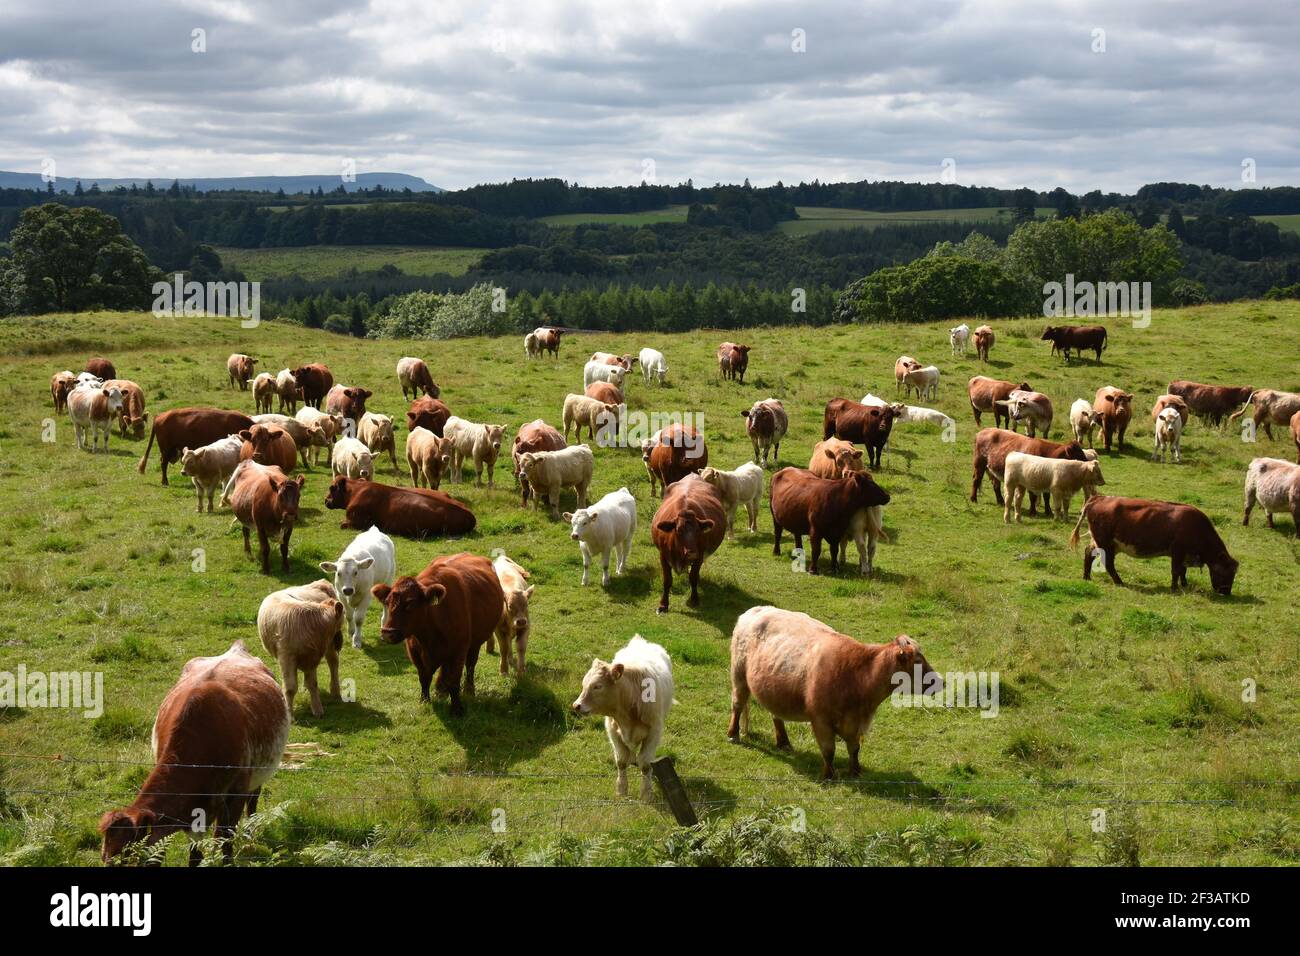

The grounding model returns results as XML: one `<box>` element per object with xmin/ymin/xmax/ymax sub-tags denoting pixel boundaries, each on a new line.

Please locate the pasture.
<box><xmin>1</xmin><ymin>302</ymin><xmax>1298</xmax><ymax>866</ymax></box>
<box><xmin>777</xmin><ymin>206</ymin><xmax>1054</xmax><ymax>236</ymax></box>
<box><xmin>535</xmin><ymin>205</ymin><xmax>693</xmax><ymax>227</ymax></box>
<box><xmin>215</xmin><ymin>245</ymin><xmax>486</xmax><ymax>281</ymax></box>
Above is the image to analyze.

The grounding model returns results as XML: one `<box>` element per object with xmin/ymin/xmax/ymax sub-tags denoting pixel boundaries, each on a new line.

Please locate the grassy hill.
<box><xmin>216</xmin><ymin>245</ymin><xmax>486</xmax><ymax>281</ymax></box>
<box><xmin>1</xmin><ymin>302</ymin><xmax>1298</xmax><ymax>865</ymax></box>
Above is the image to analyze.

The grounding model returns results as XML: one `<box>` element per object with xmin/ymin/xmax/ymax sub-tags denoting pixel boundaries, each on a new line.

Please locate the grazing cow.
<box><xmin>227</xmin><ymin>354</ymin><xmax>257</xmax><ymax>390</ymax></box>
<box><xmin>492</xmin><ymin>553</ymin><xmax>534</xmax><ymax>675</ymax></box>
<box><xmin>717</xmin><ymin>342</ymin><xmax>751</xmax><ymax>382</ymax></box>
<box><xmin>406</xmin><ymin>396</ymin><xmax>451</xmax><ymax>435</ymax></box>
<box><xmin>1153</xmin><ymin>407</ymin><xmax>1185</xmax><ymax>464</ymax></box>
<box><xmin>85</xmin><ymin>357</ymin><xmax>116</xmax><ymax>380</ymax></box>
<box><xmin>727</xmin><ymin>607</ymin><xmax>937</xmax><ymax>780</ymax></box>
<box><xmin>893</xmin><ymin>404</ymin><xmax>954</xmax><ymax>432</ymax></box>
<box><xmin>405</xmin><ymin>426</ymin><xmax>453</xmax><ymax>490</ymax></box>
<box><xmin>517</xmin><ymin>445</ymin><xmax>595</xmax><ymax>519</ymax></box>
<box><xmin>139</xmin><ymin>407</ymin><xmax>255</xmax><ymax>485</ymax></box>
<box><xmin>325</xmin><ymin>475</ymin><xmax>477</xmax><ymax>538</ymax></box>
<box><xmin>970</xmin><ymin>428</ymin><xmax>1088</xmax><ymax>510</ymax></box>
<box><xmin>239</xmin><ymin>423</ymin><xmax>298</xmax><ymax>473</ymax></box>
<box><xmin>331</xmin><ymin>437</ymin><xmax>375</xmax><ymax>480</ymax></box>
<box><xmin>222</xmin><ymin>461</ymin><xmax>305</xmax><ymax>574</ymax></box>
<box><xmin>290</xmin><ymin>363</ymin><xmax>334</xmax><ymax>409</ymax></box>
<box><xmin>257</xmin><ymin>579</ymin><xmax>345</xmax><ymax>719</ymax></box>
<box><xmin>443</xmin><ymin>416</ymin><xmax>506</xmax><ymax>487</ymax></box>
<box><xmin>563</xmin><ymin>393</ymin><xmax>619</xmax><ymax>443</ymax></box>
<box><xmin>1070</xmin><ymin>399</ymin><xmax>1104</xmax><ymax>448</ymax></box>
<box><xmin>642</xmin><ymin>423</ymin><xmax>708</xmax><ymax>497</ymax></box>
<box><xmin>651</xmin><ymin>473</ymin><xmax>727</xmax><ymax>613</ymax></box>
<box><xmin>524</xmin><ymin>331</ymin><xmax>541</xmax><ymax>358</ymax></box>
<box><xmin>101</xmin><ymin>379</ymin><xmax>147</xmax><ymax>439</ymax></box>
<box><xmin>370</xmin><ymin>553</ymin><xmax>504</xmax><ymax>716</ymax></box>
<box><xmin>1292</xmin><ymin>410</ymin><xmax>1300</xmax><ymax>464</ymax></box>
<box><xmin>98</xmin><ymin>641</ymin><xmax>289</xmax><ymax>865</ymax></box>
<box><xmin>949</xmin><ymin>323</ymin><xmax>970</xmax><ymax>356</ymax></box>
<box><xmin>321</xmin><ymin>525</ymin><xmax>396</xmax><ymax>648</ymax></box>
<box><xmin>902</xmin><ymin>364</ymin><xmax>940</xmax><ymax>402</ymax></box>
<box><xmin>1094</xmin><ymin>386</ymin><xmax>1134</xmax><ymax>451</ymax></box>
<box><xmin>999</xmin><ymin>389</ymin><xmax>1054</xmax><ymax>438</ymax></box>
<box><xmin>1002</xmin><ymin>452</ymin><xmax>1105</xmax><ymax>522</ymax></box>
<box><xmin>179</xmin><ymin>435</ymin><xmax>243</xmax><ymax>512</ymax></box>
<box><xmin>591</xmin><ymin>351</ymin><xmax>635</xmax><ymax>369</ymax></box>
<box><xmin>968</xmin><ymin>376</ymin><xmax>1031</xmax><ymax>429</ymax></box>
<box><xmin>535</xmin><ymin>327</ymin><xmax>563</xmax><ymax>358</ymax></box>
<box><xmin>325</xmin><ymin>384</ymin><xmax>373</xmax><ymax>423</ymax></box>
<box><xmin>973</xmin><ymin>325</ymin><xmax>995</xmax><ymax>363</ymax></box>
<box><xmin>1042</xmin><ymin>325</ymin><xmax>1107</xmax><ymax>362</ymax></box>
<box><xmin>822</xmin><ymin>398</ymin><xmax>895</xmax><ymax>469</ymax></box>
<box><xmin>639</xmin><ymin>348</ymin><xmax>668</xmax><ymax>385</ymax></box>
<box><xmin>512</xmin><ymin>419</ymin><xmax>566</xmax><ymax>506</ymax></box>
<box><xmin>67</xmin><ymin>384</ymin><xmax>124</xmax><ymax>453</ymax></box>
<box><xmin>1152</xmin><ymin>394</ymin><xmax>1190</xmax><ymax>429</ymax></box>
<box><xmin>564</xmin><ymin>486</ymin><xmax>637</xmax><ymax>586</ymax></box>
<box><xmin>572</xmin><ymin>636</ymin><xmax>674</xmax><ymax>800</ymax></box>
<box><xmin>700</xmin><ymin>463</ymin><xmax>764</xmax><ymax>540</ymax></box>
<box><xmin>583</xmin><ymin>360</ymin><xmax>626</xmax><ymax>390</ymax></box>
<box><xmin>1242</xmin><ymin>458</ymin><xmax>1300</xmax><ymax>531</ymax></box>
<box><xmin>809</xmin><ymin>438</ymin><xmax>864</xmax><ymax>479</ymax></box>
<box><xmin>894</xmin><ymin>356</ymin><xmax>921</xmax><ymax>394</ymax></box>
<box><xmin>770</xmin><ymin>467</ymin><xmax>890</xmax><ymax>575</ymax></box>
<box><xmin>252</xmin><ymin>372</ymin><xmax>277</xmax><ymax>414</ymax></box>
<box><xmin>1168</xmin><ymin>381</ymin><xmax>1253</xmax><ymax>427</ymax></box>
<box><xmin>275</xmin><ymin>369</ymin><xmax>299</xmax><ymax>414</ymax></box>
<box><xmin>1071</xmin><ymin>495</ymin><xmax>1238</xmax><ymax>595</ymax></box>
<box><xmin>253</xmin><ymin>414</ymin><xmax>324</xmax><ymax>468</ymax></box>
<box><xmin>50</xmin><ymin>370</ymin><xmax>76</xmax><ymax>414</ymax></box>
<box><xmin>358</xmin><ymin>412</ymin><xmax>398</xmax><ymax>473</ymax></box>
<box><xmin>295</xmin><ymin>406</ymin><xmax>345</xmax><ymax>464</ymax></box>
<box><xmin>742</xmin><ymin>398</ymin><xmax>788</xmax><ymax>467</ymax></box>
<box><xmin>1229</xmin><ymin>388</ymin><xmax>1300</xmax><ymax>441</ymax></box>
<box><xmin>585</xmin><ymin>381</ymin><xmax>625</xmax><ymax>406</ymax></box>
<box><xmin>396</xmin><ymin>357</ymin><xmax>439</xmax><ymax>400</ymax></box>
<box><xmin>76</xmin><ymin>371</ymin><xmax>103</xmax><ymax>389</ymax></box>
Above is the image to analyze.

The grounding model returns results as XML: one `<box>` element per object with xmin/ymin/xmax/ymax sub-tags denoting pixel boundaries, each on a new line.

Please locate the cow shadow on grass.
<box><xmin>291</xmin><ymin>698</ymin><xmax>393</xmax><ymax>732</ymax></box>
<box><xmin>438</xmin><ymin>676</ymin><xmax>568</xmax><ymax>771</ymax></box>
<box><xmin>673</xmin><ymin>579</ymin><xmax>767</xmax><ymax>636</ymax></box>
<box><xmin>604</xmin><ymin>572</ymin><xmax>653</xmax><ymax>603</ymax></box>
<box><xmin>735</xmin><ymin>734</ymin><xmax>943</xmax><ymax>804</ymax></box>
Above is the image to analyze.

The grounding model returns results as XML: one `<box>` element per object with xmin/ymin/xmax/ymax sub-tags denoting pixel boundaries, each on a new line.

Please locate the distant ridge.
<box><xmin>0</xmin><ymin>171</ymin><xmax>442</xmax><ymax>194</ymax></box>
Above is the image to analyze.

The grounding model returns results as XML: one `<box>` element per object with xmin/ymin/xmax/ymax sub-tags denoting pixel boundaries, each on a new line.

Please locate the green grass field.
<box><xmin>1255</xmin><ymin>214</ymin><xmax>1300</xmax><ymax>236</ymax></box>
<box><xmin>535</xmin><ymin>205</ymin><xmax>692</xmax><ymax>227</ymax></box>
<box><xmin>216</xmin><ymin>246</ymin><xmax>486</xmax><ymax>281</ymax></box>
<box><xmin>778</xmin><ymin>206</ymin><xmax>1054</xmax><ymax>236</ymax></box>
<box><xmin>2</xmin><ymin>302</ymin><xmax>1298</xmax><ymax>866</ymax></box>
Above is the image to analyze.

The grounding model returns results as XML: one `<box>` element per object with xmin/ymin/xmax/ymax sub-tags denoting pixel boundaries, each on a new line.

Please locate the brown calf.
<box><xmin>1094</xmin><ymin>386</ymin><xmax>1133</xmax><ymax>451</ymax></box>
<box><xmin>1041</xmin><ymin>325</ymin><xmax>1107</xmax><ymax>362</ymax></box>
<box><xmin>968</xmin><ymin>376</ymin><xmax>1030</xmax><ymax>429</ymax></box>
<box><xmin>822</xmin><ymin>398</ymin><xmax>895</xmax><ymax>469</ymax></box>
<box><xmin>1168</xmin><ymin>381</ymin><xmax>1253</xmax><ymax>427</ymax></box>
<box><xmin>643</xmin><ymin>423</ymin><xmax>708</xmax><ymax>498</ymax></box>
<box><xmin>290</xmin><ymin>363</ymin><xmax>334</xmax><ymax>409</ymax></box>
<box><xmin>238</xmin><ymin>423</ymin><xmax>298</xmax><ymax>472</ymax></box>
<box><xmin>85</xmin><ymin>356</ymin><xmax>117</xmax><ymax>380</ymax></box>
<box><xmin>717</xmin><ymin>342</ymin><xmax>751</xmax><ymax>382</ymax></box>
<box><xmin>324</xmin><ymin>475</ymin><xmax>476</xmax><ymax>538</ymax></box>
<box><xmin>226</xmin><ymin>353</ymin><xmax>257</xmax><ymax>390</ymax></box>
<box><xmin>770</xmin><ymin>467</ymin><xmax>890</xmax><ymax>574</ymax></box>
<box><xmin>406</xmin><ymin>396</ymin><xmax>451</xmax><ymax>435</ymax></box>
<box><xmin>651</xmin><ymin>473</ymin><xmax>727</xmax><ymax>613</ymax></box>
<box><xmin>224</xmin><ymin>461</ymin><xmax>305</xmax><ymax>574</ymax></box>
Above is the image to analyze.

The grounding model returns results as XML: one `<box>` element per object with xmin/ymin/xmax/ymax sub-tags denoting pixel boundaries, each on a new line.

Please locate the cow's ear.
<box><xmin>562</xmin><ymin>512</ymin><xmax>573</xmax><ymax>521</ymax></box>
<box><xmin>238</xmin><ymin>429</ymin><xmax>252</xmax><ymax>442</ymax></box>
<box><xmin>697</xmin><ymin>518</ymin><xmax>715</xmax><ymax>531</ymax></box>
<box><xmin>356</xmin><ymin>556</ymin><xmax>374</xmax><ymax>570</ymax></box>
<box><xmin>421</xmin><ymin>582</ymin><xmax>447</xmax><ymax>604</ymax></box>
<box><xmin>523</xmin><ymin>585</ymin><xmax>535</xmax><ymax>600</ymax></box>
<box><xmin>894</xmin><ymin>636</ymin><xmax>916</xmax><ymax>667</ymax></box>
<box><xmin>822</xmin><ymin>447</ymin><xmax>835</xmax><ymax>459</ymax></box>
<box><xmin>371</xmin><ymin>583</ymin><xmax>392</xmax><ymax>602</ymax></box>
<box><xmin>610</xmin><ymin>663</ymin><xmax>624</xmax><ymax>681</ymax></box>
<box><xmin>852</xmin><ymin>450</ymin><xmax>864</xmax><ymax>460</ymax></box>
<box><xmin>294</xmin><ymin>475</ymin><xmax>306</xmax><ymax>488</ymax></box>
<box><xmin>320</xmin><ymin>561</ymin><xmax>337</xmax><ymax>574</ymax></box>
<box><xmin>655</xmin><ymin>519</ymin><xmax>677</xmax><ymax>533</ymax></box>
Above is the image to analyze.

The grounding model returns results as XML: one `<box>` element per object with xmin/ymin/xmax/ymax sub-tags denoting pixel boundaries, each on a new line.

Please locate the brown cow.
<box><xmin>728</xmin><ymin>606</ymin><xmax>939</xmax><ymax>779</ymax></box>
<box><xmin>770</xmin><ymin>467</ymin><xmax>890</xmax><ymax>575</ymax></box>
<box><xmin>138</xmin><ymin>407</ymin><xmax>254</xmax><ymax>485</ymax></box>
<box><xmin>1041</xmin><ymin>325</ymin><xmax>1107</xmax><ymax>362</ymax></box>
<box><xmin>1168</xmin><ymin>381</ymin><xmax>1253</xmax><ymax>427</ymax></box>
<box><xmin>1094</xmin><ymin>386</ymin><xmax>1133</xmax><ymax>451</ymax></box>
<box><xmin>324</xmin><ymin>475</ymin><xmax>476</xmax><ymax>538</ymax></box>
<box><xmin>406</xmin><ymin>396</ymin><xmax>451</xmax><ymax>435</ymax></box>
<box><xmin>970</xmin><ymin>428</ymin><xmax>1088</xmax><ymax>511</ymax></box>
<box><xmin>99</xmin><ymin>379</ymin><xmax>148</xmax><ymax>439</ymax></box>
<box><xmin>290</xmin><ymin>363</ymin><xmax>334</xmax><ymax>409</ymax></box>
<box><xmin>809</xmin><ymin>438</ymin><xmax>864</xmax><ymax>478</ymax></box>
<box><xmin>535</xmin><ymin>327</ymin><xmax>563</xmax><ymax>358</ymax></box>
<box><xmin>585</xmin><ymin>382</ymin><xmax>625</xmax><ymax>405</ymax></box>
<box><xmin>822</xmin><ymin>398</ymin><xmax>895</xmax><ymax>469</ymax></box>
<box><xmin>968</xmin><ymin>376</ymin><xmax>1031</xmax><ymax>429</ymax></box>
<box><xmin>85</xmin><ymin>357</ymin><xmax>117</xmax><ymax>380</ymax></box>
<box><xmin>1152</xmin><ymin>394</ymin><xmax>1190</xmax><ymax>428</ymax></box>
<box><xmin>717</xmin><ymin>342</ymin><xmax>751</xmax><ymax>382</ymax></box>
<box><xmin>238</xmin><ymin>423</ymin><xmax>299</xmax><ymax>473</ymax></box>
<box><xmin>325</xmin><ymin>384</ymin><xmax>373</xmax><ymax>422</ymax></box>
<box><xmin>1070</xmin><ymin>495</ymin><xmax>1238</xmax><ymax>595</ymax></box>
<box><xmin>226</xmin><ymin>354</ymin><xmax>257</xmax><ymax>390</ymax></box>
<box><xmin>396</xmin><ymin>356</ymin><xmax>440</xmax><ymax>400</ymax></box>
<box><xmin>1292</xmin><ymin>410</ymin><xmax>1300</xmax><ymax>465</ymax></box>
<box><xmin>50</xmin><ymin>370</ymin><xmax>76</xmax><ymax>414</ymax></box>
<box><xmin>98</xmin><ymin>640</ymin><xmax>289</xmax><ymax>865</ymax></box>
<box><xmin>592</xmin><ymin>351</ymin><xmax>635</xmax><ymax>369</ymax></box>
<box><xmin>651</xmin><ymin>473</ymin><xmax>727</xmax><ymax>613</ymax></box>
<box><xmin>513</xmin><ymin>419</ymin><xmax>566</xmax><ymax>506</ymax></box>
<box><xmin>742</xmin><ymin>398</ymin><xmax>788</xmax><ymax>468</ymax></box>
<box><xmin>643</xmin><ymin>423</ymin><xmax>708</xmax><ymax>498</ymax></box>
<box><xmin>973</xmin><ymin>325</ymin><xmax>995</xmax><ymax>363</ymax></box>
<box><xmin>222</xmin><ymin>461</ymin><xmax>305</xmax><ymax>574</ymax></box>
<box><xmin>371</xmin><ymin>553</ymin><xmax>504</xmax><ymax>716</ymax></box>
<box><xmin>1228</xmin><ymin>388</ymin><xmax>1300</xmax><ymax>441</ymax></box>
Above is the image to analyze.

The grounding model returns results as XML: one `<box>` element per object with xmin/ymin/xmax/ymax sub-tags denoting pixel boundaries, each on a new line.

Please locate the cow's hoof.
<box><xmin>656</xmin><ymin>605</ymin><xmax>668</xmax><ymax>615</ymax></box>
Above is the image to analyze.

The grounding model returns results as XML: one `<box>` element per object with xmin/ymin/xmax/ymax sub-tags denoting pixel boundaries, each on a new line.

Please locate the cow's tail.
<box><xmin>136</xmin><ymin>419</ymin><xmax>157</xmax><ymax>473</ymax></box>
<box><xmin>1068</xmin><ymin>500</ymin><xmax>1091</xmax><ymax>549</ymax></box>
<box><xmin>866</xmin><ymin>505</ymin><xmax>890</xmax><ymax>544</ymax></box>
<box><xmin>1227</xmin><ymin>390</ymin><xmax>1258</xmax><ymax>425</ymax></box>
<box><xmin>1101</xmin><ymin>327</ymin><xmax>1108</xmax><ymax>351</ymax></box>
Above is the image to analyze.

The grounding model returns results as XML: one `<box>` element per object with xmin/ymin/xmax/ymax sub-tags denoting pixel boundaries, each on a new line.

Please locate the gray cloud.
<box><xmin>0</xmin><ymin>0</ymin><xmax>1295</xmax><ymax>192</ymax></box>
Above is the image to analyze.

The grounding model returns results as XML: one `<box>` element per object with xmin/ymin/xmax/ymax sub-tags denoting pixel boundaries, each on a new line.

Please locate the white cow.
<box><xmin>331</xmin><ymin>436</ymin><xmax>374</xmax><ymax>479</ymax></box>
<box><xmin>638</xmin><ymin>348</ymin><xmax>668</xmax><ymax>386</ymax></box>
<box><xmin>583</xmin><ymin>360</ymin><xmax>627</xmax><ymax>389</ymax></box>
<box><xmin>1070</xmin><ymin>399</ymin><xmax>1104</xmax><ymax>448</ymax></box>
<box><xmin>75</xmin><ymin>372</ymin><xmax>104</xmax><ymax>389</ymax></box>
<box><xmin>1242</xmin><ymin>457</ymin><xmax>1300</xmax><ymax>529</ymax></box>
<box><xmin>572</xmin><ymin>635</ymin><xmax>674</xmax><ymax>800</ymax></box>
<box><xmin>442</xmin><ymin>416</ymin><xmax>506</xmax><ymax>487</ymax></box>
<box><xmin>68</xmin><ymin>384</ymin><xmax>123</xmax><ymax>453</ymax></box>
<box><xmin>564</xmin><ymin>487</ymin><xmax>637</xmax><ymax>586</ymax></box>
<box><xmin>518</xmin><ymin>445</ymin><xmax>595</xmax><ymax>518</ymax></box>
<box><xmin>320</xmin><ymin>526</ymin><xmax>396</xmax><ymax>648</ymax></box>
<box><xmin>949</xmin><ymin>323</ymin><xmax>970</xmax><ymax>355</ymax></box>
<box><xmin>699</xmin><ymin>463</ymin><xmax>764</xmax><ymax>539</ymax></box>
<box><xmin>902</xmin><ymin>365</ymin><xmax>940</xmax><ymax>402</ymax></box>
<box><xmin>179</xmin><ymin>435</ymin><xmax>244</xmax><ymax>512</ymax></box>
<box><xmin>1153</xmin><ymin>406</ymin><xmax>1184</xmax><ymax>464</ymax></box>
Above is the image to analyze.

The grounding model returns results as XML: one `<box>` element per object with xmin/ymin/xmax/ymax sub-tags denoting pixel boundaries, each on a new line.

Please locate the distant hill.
<box><xmin>0</xmin><ymin>171</ymin><xmax>442</xmax><ymax>194</ymax></box>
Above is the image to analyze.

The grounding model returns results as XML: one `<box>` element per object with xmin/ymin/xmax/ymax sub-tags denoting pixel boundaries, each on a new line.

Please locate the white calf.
<box><xmin>949</xmin><ymin>323</ymin><xmax>970</xmax><ymax>355</ymax></box>
<box><xmin>903</xmin><ymin>365</ymin><xmax>940</xmax><ymax>401</ymax></box>
<box><xmin>1153</xmin><ymin>407</ymin><xmax>1184</xmax><ymax>463</ymax></box>
<box><xmin>564</xmin><ymin>487</ymin><xmax>637</xmax><ymax>586</ymax></box>
<box><xmin>331</xmin><ymin>436</ymin><xmax>374</xmax><ymax>479</ymax></box>
<box><xmin>320</xmin><ymin>526</ymin><xmax>396</xmax><ymax>648</ymax></box>
<box><xmin>583</xmin><ymin>361</ymin><xmax>627</xmax><ymax>389</ymax></box>
<box><xmin>699</xmin><ymin>463</ymin><xmax>763</xmax><ymax>539</ymax></box>
<box><xmin>1070</xmin><ymin>399</ymin><xmax>1103</xmax><ymax>448</ymax></box>
<box><xmin>67</xmin><ymin>384</ymin><xmax>123</xmax><ymax>453</ymax></box>
<box><xmin>639</xmin><ymin>348</ymin><xmax>668</xmax><ymax>385</ymax></box>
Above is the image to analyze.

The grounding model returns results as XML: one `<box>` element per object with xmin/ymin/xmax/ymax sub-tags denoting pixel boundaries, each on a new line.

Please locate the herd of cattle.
<box><xmin>44</xmin><ymin>322</ymin><xmax>1300</xmax><ymax>863</ymax></box>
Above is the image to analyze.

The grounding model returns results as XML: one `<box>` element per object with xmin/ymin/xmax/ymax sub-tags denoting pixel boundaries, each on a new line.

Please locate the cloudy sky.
<box><xmin>0</xmin><ymin>0</ymin><xmax>1295</xmax><ymax>193</ymax></box>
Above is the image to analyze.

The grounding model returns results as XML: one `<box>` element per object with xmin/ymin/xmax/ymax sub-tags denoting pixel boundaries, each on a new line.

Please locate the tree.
<box><xmin>1011</xmin><ymin>188</ymin><xmax>1037</xmax><ymax>224</ymax></box>
<box><xmin>1165</xmin><ymin>205</ymin><xmax>1187</xmax><ymax>239</ymax></box>
<box><xmin>303</xmin><ymin>299</ymin><xmax>323</xmax><ymax>328</ymax></box>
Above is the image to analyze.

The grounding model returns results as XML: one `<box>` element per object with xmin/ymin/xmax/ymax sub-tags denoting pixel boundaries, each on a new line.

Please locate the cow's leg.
<box><xmin>657</xmin><ymin>554</ymin><xmax>672</xmax><ymax>613</ymax></box>
<box><xmin>1169</xmin><ymin>551</ymin><xmax>1185</xmax><ymax>591</ymax></box>
<box><xmin>516</xmin><ymin>632</ymin><xmax>527</xmax><ymax>674</ymax></box>
<box><xmin>600</xmin><ymin>545</ymin><xmax>612</xmax><ymax>587</ymax></box>
<box><xmin>616</xmin><ymin>535</ymin><xmax>631</xmax><ymax>575</ymax></box>
<box><xmin>1243</xmin><ymin>486</ymin><xmax>1256</xmax><ymax>525</ymax></box>
<box><xmin>1082</xmin><ymin>545</ymin><xmax>1093</xmax><ymax>581</ymax></box>
<box><xmin>242</xmin><ymin>526</ymin><xmax>252</xmax><ymax>555</ymax></box>
<box><xmin>257</xmin><ymin>527</ymin><xmax>272</xmax><ymax>574</ymax></box>
<box><xmin>772</xmin><ymin>520</ymin><xmax>783</xmax><ymax>555</ymax></box>
<box><xmin>1265</xmin><ymin>511</ymin><xmax>1274</xmax><ymax>529</ymax></box>
<box><xmin>1104</xmin><ymin>549</ymin><xmax>1123</xmax><ymax>586</ymax></box>
<box><xmin>607</xmin><ymin>721</ymin><xmax>632</xmax><ymax>797</ymax></box>
<box><xmin>278</xmin><ymin>652</ymin><xmax>298</xmax><ymax>717</ymax></box>
<box><xmin>579</xmin><ymin>541</ymin><xmax>591</xmax><ymax>586</ymax></box>
<box><xmin>971</xmin><ymin>456</ymin><xmax>986</xmax><ymax>502</ymax></box>
<box><xmin>844</xmin><ymin>732</ymin><xmax>863</xmax><ymax>777</ymax></box>
<box><xmin>686</xmin><ymin>559</ymin><xmax>702</xmax><ymax>607</ymax></box>
<box><xmin>728</xmin><ymin>681</ymin><xmax>750</xmax><ymax>740</ymax></box>
<box><xmin>812</xmin><ymin>720</ymin><xmax>837</xmax><ymax>780</ymax></box>
<box><xmin>303</xmin><ymin>666</ymin><xmax>323</xmax><ymax>718</ymax></box>
<box><xmin>407</xmin><ymin>641</ymin><xmax>433</xmax><ymax>702</ymax></box>
<box><xmin>808</xmin><ymin>531</ymin><xmax>822</xmax><ymax>575</ymax></box>
<box><xmin>464</xmin><ymin>643</ymin><xmax>480</xmax><ymax>697</ymax></box>
<box><xmin>773</xmin><ymin>717</ymin><xmax>791</xmax><ymax>750</ymax></box>
<box><xmin>746</xmin><ymin>497</ymin><xmax>759</xmax><ymax>533</ymax></box>
<box><xmin>280</xmin><ymin>526</ymin><xmax>293</xmax><ymax>571</ymax></box>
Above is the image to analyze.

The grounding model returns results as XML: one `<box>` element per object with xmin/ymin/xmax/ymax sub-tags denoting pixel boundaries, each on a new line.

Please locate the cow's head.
<box><xmin>846</xmin><ymin>468</ymin><xmax>890</xmax><ymax>507</ymax></box>
<box><xmin>239</xmin><ymin>425</ymin><xmax>284</xmax><ymax>465</ymax></box>
<box><xmin>343</xmin><ymin>387</ymin><xmax>372</xmax><ymax>412</ymax></box>
<box><xmin>372</xmin><ymin>575</ymin><xmax>445</xmax><ymax>644</ymax></box>
<box><xmin>572</xmin><ymin>657</ymin><xmax>625</xmax><ymax>717</ymax></box>
<box><xmin>1085</xmin><ymin>461</ymin><xmax>1106</xmax><ymax>487</ymax></box>
<box><xmin>179</xmin><ymin>446</ymin><xmax>201</xmax><ymax>477</ymax></box>
<box><xmin>99</xmin><ymin>807</ymin><xmax>162</xmax><ymax>863</ymax></box>
<box><xmin>1209</xmin><ymin>555</ymin><xmax>1239</xmax><ymax>596</ymax></box>
<box><xmin>504</xmin><ymin>583</ymin><xmax>534</xmax><ymax>638</ymax></box>
<box><xmin>562</xmin><ymin>508</ymin><xmax>595</xmax><ymax>540</ymax></box>
<box><xmin>605</xmin><ymin>367</ymin><xmax>626</xmax><ymax>386</ymax></box>
<box><xmin>103</xmin><ymin>386</ymin><xmax>124</xmax><ymax>414</ymax></box>
<box><xmin>890</xmin><ymin>635</ymin><xmax>943</xmax><ymax>696</ymax></box>
<box><xmin>270</xmin><ymin>473</ymin><xmax>304</xmax><ymax>521</ymax></box>
<box><xmin>321</xmin><ymin>554</ymin><xmax>374</xmax><ymax>600</ymax></box>
<box><xmin>486</xmin><ymin>424</ymin><xmax>505</xmax><ymax>454</ymax></box>
<box><xmin>655</xmin><ymin>507</ymin><xmax>715</xmax><ymax>567</ymax></box>
<box><xmin>823</xmin><ymin>442</ymin><xmax>864</xmax><ymax>475</ymax></box>
<box><xmin>324</xmin><ymin>475</ymin><xmax>351</xmax><ymax>510</ymax></box>
<box><xmin>425</xmin><ymin>379</ymin><xmax>441</xmax><ymax>399</ymax></box>
<box><xmin>290</xmin><ymin>366</ymin><xmax>311</xmax><ymax>383</ymax></box>
<box><xmin>744</xmin><ymin>402</ymin><xmax>774</xmax><ymax>434</ymax></box>
<box><xmin>354</xmin><ymin>450</ymin><xmax>374</xmax><ymax>480</ymax></box>
<box><xmin>1062</xmin><ymin>441</ymin><xmax>1088</xmax><ymax>462</ymax></box>
<box><xmin>1041</xmin><ymin>327</ymin><xmax>1060</xmax><ymax>342</ymax></box>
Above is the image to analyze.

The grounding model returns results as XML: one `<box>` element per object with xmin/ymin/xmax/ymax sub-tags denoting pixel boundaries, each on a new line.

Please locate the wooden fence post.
<box><xmin>652</xmin><ymin>756</ymin><xmax>697</xmax><ymax>826</ymax></box>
